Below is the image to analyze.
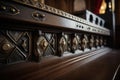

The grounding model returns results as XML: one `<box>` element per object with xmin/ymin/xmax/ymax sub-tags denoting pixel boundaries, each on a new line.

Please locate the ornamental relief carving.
<box><xmin>0</xmin><ymin>30</ymin><xmax>31</xmax><ymax>63</ymax></box>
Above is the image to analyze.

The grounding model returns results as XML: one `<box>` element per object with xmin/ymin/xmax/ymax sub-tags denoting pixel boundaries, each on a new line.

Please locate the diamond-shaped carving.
<box><xmin>59</xmin><ymin>37</ymin><xmax>67</xmax><ymax>55</ymax></box>
<box><xmin>37</xmin><ymin>36</ymin><xmax>48</xmax><ymax>55</ymax></box>
<box><xmin>49</xmin><ymin>34</ymin><xmax>56</xmax><ymax>49</ymax></box>
<box><xmin>45</xmin><ymin>33</ymin><xmax>56</xmax><ymax>56</ymax></box>
<box><xmin>17</xmin><ymin>32</ymin><xmax>30</xmax><ymax>53</ymax></box>
<box><xmin>0</xmin><ymin>30</ymin><xmax>31</xmax><ymax>64</ymax></box>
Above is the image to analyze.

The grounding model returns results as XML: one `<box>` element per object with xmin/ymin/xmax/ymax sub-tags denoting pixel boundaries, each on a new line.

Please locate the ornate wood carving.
<box><xmin>0</xmin><ymin>30</ymin><xmax>31</xmax><ymax>63</ymax></box>
<box><xmin>81</xmin><ymin>34</ymin><xmax>89</xmax><ymax>50</ymax></box>
<box><xmin>58</xmin><ymin>33</ymin><xmax>70</xmax><ymax>56</ymax></box>
<box><xmin>0</xmin><ymin>1</ymin><xmax>117</xmax><ymax>80</ymax></box>
<box><xmin>34</xmin><ymin>31</ymin><xmax>56</xmax><ymax>61</ymax></box>
<box><xmin>71</xmin><ymin>34</ymin><xmax>81</xmax><ymax>53</ymax></box>
<box><xmin>0</xmin><ymin>0</ymin><xmax>110</xmax><ymax>64</ymax></box>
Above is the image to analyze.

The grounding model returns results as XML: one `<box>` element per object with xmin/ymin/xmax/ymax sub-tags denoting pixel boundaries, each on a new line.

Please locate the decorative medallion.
<box><xmin>37</xmin><ymin>36</ymin><xmax>48</xmax><ymax>56</ymax></box>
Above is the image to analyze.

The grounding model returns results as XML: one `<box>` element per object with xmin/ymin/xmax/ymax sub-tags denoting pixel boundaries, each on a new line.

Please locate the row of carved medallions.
<box><xmin>0</xmin><ymin>30</ymin><xmax>31</xmax><ymax>64</ymax></box>
<box><xmin>57</xmin><ymin>33</ymin><xmax>107</xmax><ymax>56</ymax></box>
<box><xmin>0</xmin><ymin>30</ymin><xmax>107</xmax><ymax>63</ymax></box>
<box><xmin>35</xmin><ymin>31</ymin><xmax>107</xmax><ymax>61</ymax></box>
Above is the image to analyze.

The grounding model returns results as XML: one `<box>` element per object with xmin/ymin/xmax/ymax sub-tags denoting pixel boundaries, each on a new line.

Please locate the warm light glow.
<box><xmin>108</xmin><ymin>2</ymin><xmax>112</xmax><ymax>9</ymax></box>
<box><xmin>99</xmin><ymin>0</ymin><xmax>107</xmax><ymax>14</ymax></box>
<box><xmin>101</xmin><ymin>6</ymin><xmax>104</xmax><ymax>9</ymax></box>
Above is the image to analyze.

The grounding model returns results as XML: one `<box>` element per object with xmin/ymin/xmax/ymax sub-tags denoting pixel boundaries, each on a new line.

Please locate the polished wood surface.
<box><xmin>0</xmin><ymin>48</ymin><xmax>120</xmax><ymax>80</ymax></box>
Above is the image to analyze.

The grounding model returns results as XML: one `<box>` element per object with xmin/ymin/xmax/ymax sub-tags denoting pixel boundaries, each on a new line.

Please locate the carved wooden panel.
<box><xmin>0</xmin><ymin>0</ymin><xmax>110</xmax><ymax>64</ymax></box>
<box><xmin>0</xmin><ymin>29</ymin><xmax>108</xmax><ymax>64</ymax></box>
<box><xmin>33</xmin><ymin>31</ymin><xmax>57</xmax><ymax>61</ymax></box>
<box><xmin>57</xmin><ymin>33</ymin><xmax>71</xmax><ymax>56</ymax></box>
<box><xmin>71</xmin><ymin>33</ymin><xmax>81</xmax><ymax>53</ymax></box>
<box><xmin>0</xmin><ymin>30</ymin><xmax>31</xmax><ymax>63</ymax></box>
<box><xmin>37</xmin><ymin>31</ymin><xmax>56</xmax><ymax>56</ymax></box>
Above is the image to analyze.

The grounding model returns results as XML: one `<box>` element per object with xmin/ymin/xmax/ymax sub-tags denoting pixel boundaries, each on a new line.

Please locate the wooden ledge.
<box><xmin>0</xmin><ymin>48</ymin><xmax>112</xmax><ymax>80</ymax></box>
